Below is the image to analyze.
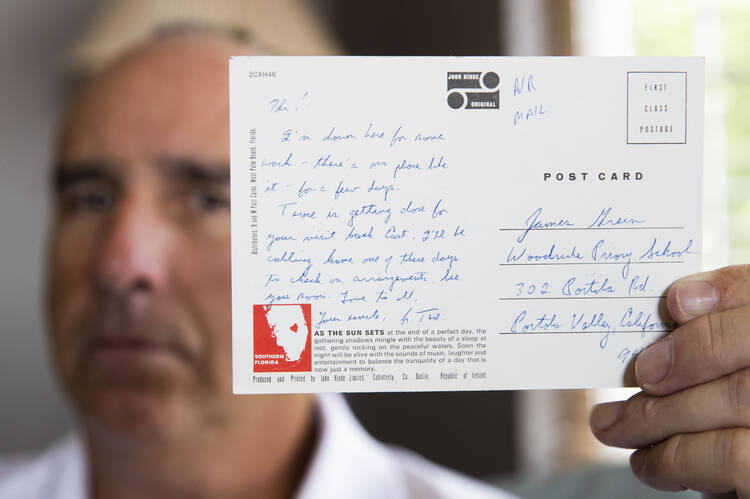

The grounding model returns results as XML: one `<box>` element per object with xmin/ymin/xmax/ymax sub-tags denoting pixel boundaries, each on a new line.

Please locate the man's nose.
<box><xmin>92</xmin><ymin>195</ymin><xmax>169</xmax><ymax>296</ymax></box>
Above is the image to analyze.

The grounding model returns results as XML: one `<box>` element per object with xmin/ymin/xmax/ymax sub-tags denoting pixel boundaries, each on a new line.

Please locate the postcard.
<box><xmin>229</xmin><ymin>57</ymin><xmax>704</xmax><ymax>393</ymax></box>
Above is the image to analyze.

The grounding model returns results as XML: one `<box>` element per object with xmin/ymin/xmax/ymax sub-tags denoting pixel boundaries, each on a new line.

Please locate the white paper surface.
<box><xmin>229</xmin><ymin>57</ymin><xmax>704</xmax><ymax>394</ymax></box>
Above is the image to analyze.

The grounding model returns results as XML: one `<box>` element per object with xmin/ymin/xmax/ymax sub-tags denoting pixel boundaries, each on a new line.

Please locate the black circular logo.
<box><xmin>483</xmin><ymin>72</ymin><xmax>499</xmax><ymax>89</ymax></box>
<box><xmin>447</xmin><ymin>92</ymin><xmax>464</xmax><ymax>109</ymax></box>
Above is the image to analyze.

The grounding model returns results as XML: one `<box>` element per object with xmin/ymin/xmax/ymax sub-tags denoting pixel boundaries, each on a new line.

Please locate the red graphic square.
<box><xmin>253</xmin><ymin>304</ymin><xmax>312</xmax><ymax>372</ymax></box>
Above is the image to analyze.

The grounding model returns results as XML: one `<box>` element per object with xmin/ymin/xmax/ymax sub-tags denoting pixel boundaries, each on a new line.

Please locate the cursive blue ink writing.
<box><xmin>393</xmin><ymin>159</ymin><xmax>421</xmax><ymax>179</ymax></box>
<box><xmin>389</xmin><ymin>126</ymin><xmax>407</xmax><ymax>147</ymax></box>
<box><xmin>511</xmin><ymin>310</ymin><xmax>561</xmax><ymax>332</ymax></box>
<box><xmin>334</xmin><ymin>180</ymin><xmax>360</xmax><ymax>200</ymax></box>
<box><xmin>348</xmin><ymin>203</ymin><xmax>392</xmax><ymax>227</ymax></box>
<box><xmin>353</xmin><ymin>271</ymin><xmax>428</xmax><ymax>292</ymax></box>
<box><xmin>266</xmin><ymin>233</ymin><xmax>296</xmax><ymax>251</ymax></box>
<box><xmin>518</xmin><ymin>208</ymin><xmax>574</xmax><ymax>243</ymax></box>
<box><xmin>261</xmin><ymin>153</ymin><xmax>294</xmax><ymax>168</ymax></box>
<box><xmin>587</xmin><ymin>207</ymin><xmax>645</xmax><ymax>229</ymax></box>
<box><xmin>313</xmin><ymin>154</ymin><xmax>344</xmax><ymax>169</ymax></box>
<box><xmin>324</xmin><ymin>248</ymin><xmax>353</xmax><ymax>265</ymax></box>
<box><xmin>368</xmin><ymin>179</ymin><xmax>396</xmax><ymax>202</ymax></box>
<box><xmin>322</xmin><ymin>127</ymin><xmax>357</xmax><ymax>142</ymax></box>
<box><xmin>316</xmin><ymin>311</ymin><xmax>342</xmax><ymax>329</ymax></box>
<box><xmin>640</xmin><ymin>239</ymin><xmax>693</xmax><ymax>260</ymax></box>
<box><xmin>562</xmin><ymin>277</ymin><xmax>615</xmax><ymax>296</ymax></box>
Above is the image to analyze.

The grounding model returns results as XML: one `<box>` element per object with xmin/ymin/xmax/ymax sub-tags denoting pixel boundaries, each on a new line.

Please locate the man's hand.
<box><xmin>589</xmin><ymin>265</ymin><xmax>750</xmax><ymax>498</ymax></box>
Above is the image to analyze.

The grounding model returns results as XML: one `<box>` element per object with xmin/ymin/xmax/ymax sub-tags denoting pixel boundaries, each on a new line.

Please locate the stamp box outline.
<box><xmin>626</xmin><ymin>70</ymin><xmax>688</xmax><ymax>145</ymax></box>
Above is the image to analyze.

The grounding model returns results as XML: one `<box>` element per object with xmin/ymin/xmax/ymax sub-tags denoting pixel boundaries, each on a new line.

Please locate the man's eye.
<box><xmin>63</xmin><ymin>188</ymin><xmax>114</xmax><ymax>213</ymax></box>
<box><xmin>190</xmin><ymin>189</ymin><xmax>229</xmax><ymax>213</ymax></box>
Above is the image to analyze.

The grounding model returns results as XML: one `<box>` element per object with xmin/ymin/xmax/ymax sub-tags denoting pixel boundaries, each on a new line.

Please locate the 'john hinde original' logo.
<box><xmin>447</xmin><ymin>71</ymin><xmax>500</xmax><ymax>110</ymax></box>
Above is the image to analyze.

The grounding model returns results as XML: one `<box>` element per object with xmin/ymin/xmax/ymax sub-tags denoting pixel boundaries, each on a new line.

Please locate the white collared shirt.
<box><xmin>0</xmin><ymin>395</ymin><xmax>514</xmax><ymax>499</ymax></box>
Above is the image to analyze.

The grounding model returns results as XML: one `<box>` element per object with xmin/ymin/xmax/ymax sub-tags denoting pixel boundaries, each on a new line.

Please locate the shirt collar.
<box><xmin>11</xmin><ymin>395</ymin><xmax>408</xmax><ymax>499</ymax></box>
<box><xmin>294</xmin><ymin>394</ymin><xmax>409</xmax><ymax>499</ymax></box>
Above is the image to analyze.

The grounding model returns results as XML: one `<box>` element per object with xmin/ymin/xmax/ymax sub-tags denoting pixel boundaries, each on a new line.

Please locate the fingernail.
<box><xmin>635</xmin><ymin>337</ymin><xmax>673</xmax><ymax>388</ymax></box>
<box><xmin>630</xmin><ymin>450</ymin><xmax>646</xmax><ymax>475</ymax></box>
<box><xmin>589</xmin><ymin>401</ymin><xmax>625</xmax><ymax>432</ymax></box>
<box><xmin>676</xmin><ymin>280</ymin><xmax>718</xmax><ymax>317</ymax></box>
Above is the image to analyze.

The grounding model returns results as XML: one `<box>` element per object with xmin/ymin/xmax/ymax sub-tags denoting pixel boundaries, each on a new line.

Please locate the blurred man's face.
<box><xmin>49</xmin><ymin>36</ymin><xmax>248</xmax><ymax>440</ymax></box>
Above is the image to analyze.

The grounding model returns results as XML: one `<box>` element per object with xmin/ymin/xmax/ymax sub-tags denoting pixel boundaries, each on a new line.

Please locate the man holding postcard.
<box><xmin>1</xmin><ymin>21</ymin><xmax>750</xmax><ymax>499</ymax></box>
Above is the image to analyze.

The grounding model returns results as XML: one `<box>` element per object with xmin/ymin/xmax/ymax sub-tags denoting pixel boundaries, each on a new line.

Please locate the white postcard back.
<box><xmin>229</xmin><ymin>57</ymin><xmax>704</xmax><ymax>394</ymax></box>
